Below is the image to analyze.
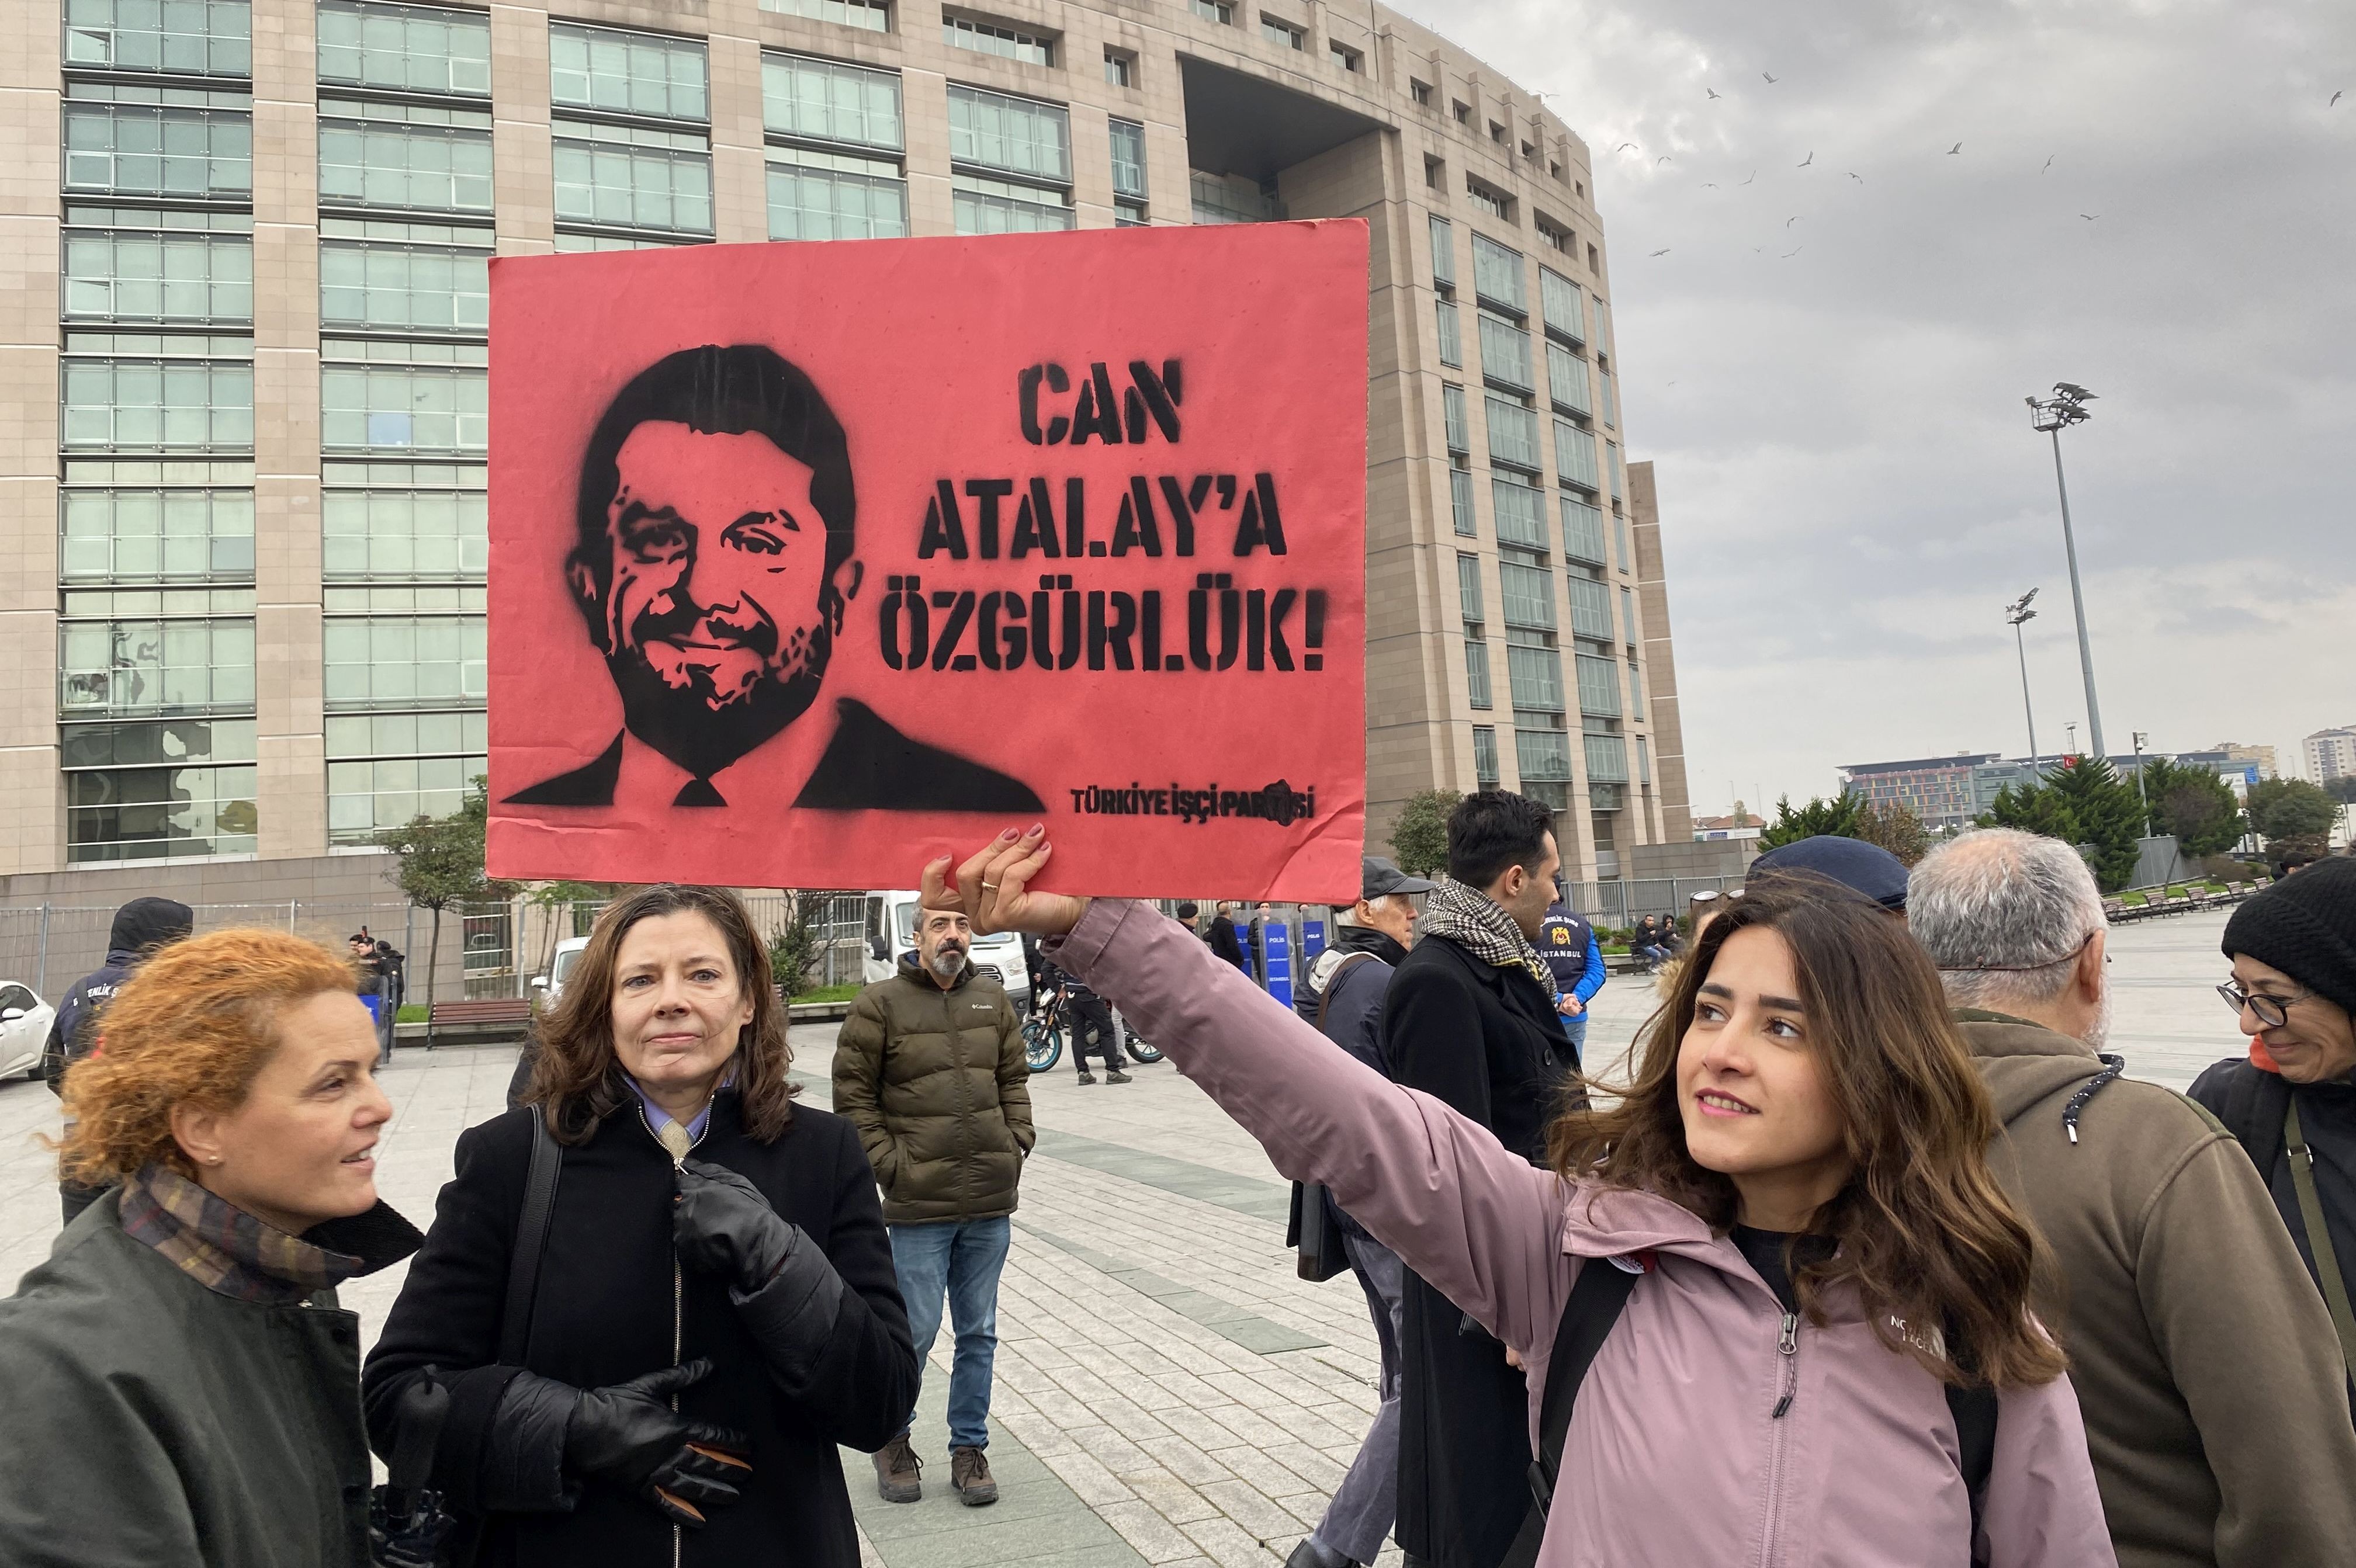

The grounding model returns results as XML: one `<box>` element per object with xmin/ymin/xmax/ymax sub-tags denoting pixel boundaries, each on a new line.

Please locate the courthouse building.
<box><xmin>0</xmin><ymin>0</ymin><xmax>1694</xmax><ymax>904</ymax></box>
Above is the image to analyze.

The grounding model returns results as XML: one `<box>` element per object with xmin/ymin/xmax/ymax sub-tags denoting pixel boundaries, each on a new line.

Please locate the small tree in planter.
<box><xmin>374</xmin><ymin>777</ymin><xmax>515</xmax><ymax>1009</ymax></box>
<box><xmin>1388</xmin><ymin>789</ymin><xmax>1460</xmax><ymax>880</ymax></box>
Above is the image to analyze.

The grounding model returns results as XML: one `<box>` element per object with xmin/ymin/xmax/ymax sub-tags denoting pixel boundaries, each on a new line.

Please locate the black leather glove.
<box><xmin>674</xmin><ymin>1158</ymin><xmax>796</xmax><ymax>1295</ymax></box>
<box><xmin>562</xmin><ymin>1359</ymin><xmax>751</xmax><ymax>1527</ymax></box>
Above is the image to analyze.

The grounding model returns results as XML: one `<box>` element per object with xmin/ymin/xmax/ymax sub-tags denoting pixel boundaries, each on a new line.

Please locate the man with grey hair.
<box><xmin>1910</xmin><ymin>828</ymin><xmax>2356</xmax><ymax>1568</ymax></box>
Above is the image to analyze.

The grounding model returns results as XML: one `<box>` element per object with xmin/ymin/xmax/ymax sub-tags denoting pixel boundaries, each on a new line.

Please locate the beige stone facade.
<box><xmin>3</xmin><ymin>0</ymin><xmax>1689</xmax><ymax>897</ymax></box>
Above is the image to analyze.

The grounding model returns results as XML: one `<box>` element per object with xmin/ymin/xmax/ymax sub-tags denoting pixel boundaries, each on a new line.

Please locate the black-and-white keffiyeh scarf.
<box><xmin>1418</xmin><ymin>880</ymin><xmax>1557</xmax><ymax>995</ymax></box>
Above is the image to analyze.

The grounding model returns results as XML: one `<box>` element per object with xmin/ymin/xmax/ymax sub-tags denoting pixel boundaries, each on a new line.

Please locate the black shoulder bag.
<box><xmin>1290</xmin><ymin>955</ymin><xmax>1384</xmax><ymax>1283</ymax></box>
<box><xmin>501</xmin><ymin>1110</ymin><xmax>563</xmax><ymax>1365</ymax></box>
<box><xmin>1497</xmin><ymin>1255</ymin><xmax>1999</xmax><ymax>1568</ymax></box>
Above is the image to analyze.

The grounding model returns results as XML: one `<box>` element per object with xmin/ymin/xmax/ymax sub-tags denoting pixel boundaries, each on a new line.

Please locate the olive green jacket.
<box><xmin>833</xmin><ymin>958</ymin><xmax>1034</xmax><ymax>1224</ymax></box>
<box><xmin>1964</xmin><ymin>1012</ymin><xmax>2356</xmax><ymax>1568</ymax></box>
<box><xmin>0</xmin><ymin>1192</ymin><xmax>379</xmax><ymax>1567</ymax></box>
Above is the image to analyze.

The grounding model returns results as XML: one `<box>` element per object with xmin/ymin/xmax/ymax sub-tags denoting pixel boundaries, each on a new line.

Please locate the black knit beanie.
<box><xmin>2222</xmin><ymin>857</ymin><xmax>2356</xmax><ymax>1019</ymax></box>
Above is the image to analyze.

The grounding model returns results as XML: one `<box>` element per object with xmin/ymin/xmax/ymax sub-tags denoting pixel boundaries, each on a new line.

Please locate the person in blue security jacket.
<box><xmin>1533</xmin><ymin>892</ymin><xmax>1605</xmax><ymax>1061</ymax></box>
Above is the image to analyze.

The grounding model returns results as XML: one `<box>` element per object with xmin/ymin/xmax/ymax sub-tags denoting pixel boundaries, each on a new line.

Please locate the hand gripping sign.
<box><xmin>487</xmin><ymin>221</ymin><xmax>1367</xmax><ymax>901</ymax></box>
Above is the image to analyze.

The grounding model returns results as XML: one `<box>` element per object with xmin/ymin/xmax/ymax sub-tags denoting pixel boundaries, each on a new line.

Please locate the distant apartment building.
<box><xmin>2306</xmin><ymin>727</ymin><xmax>2356</xmax><ymax>784</ymax></box>
<box><xmin>1839</xmin><ymin>754</ymin><xmax>1998</xmax><ymax>832</ymax></box>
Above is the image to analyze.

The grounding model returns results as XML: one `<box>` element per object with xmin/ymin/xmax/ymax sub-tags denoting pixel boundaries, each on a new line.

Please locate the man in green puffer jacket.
<box><xmin>833</xmin><ymin>904</ymin><xmax>1032</xmax><ymax>1512</ymax></box>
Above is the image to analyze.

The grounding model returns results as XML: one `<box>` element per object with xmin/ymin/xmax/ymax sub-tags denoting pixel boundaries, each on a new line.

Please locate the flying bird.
<box><xmin>2040</xmin><ymin>154</ymin><xmax>2056</xmax><ymax>174</ymax></box>
<box><xmin>1781</xmin><ymin>245</ymin><xmax>1802</xmax><ymax>258</ymax></box>
<box><xmin>2079</xmin><ymin>213</ymin><xmax>2099</xmax><ymax>221</ymax></box>
<box><xmin>1707</xmin><ymin>87</ymin><xmax>1721</xmax><ymax>100</ymax></box>
<box><xmin>1649</xmin><ymin>248</ymin><xmax>1672</xmax><ymax>256</ymax></box>
<box><xmin>1846</xmin><ymin>171</ymin><xmax>1864</xmax><ymax>183</ymax></box>
<box><xmin>1797</xmin><ymin>151</ymin><xmax>1814</xmax><ymax>167</ymax></box>
<box><xmin>1946</xmin><ymin>142</ymin><xmax>1963</xmax><ymax>155</ymax></box>
<box><xmin>1616</xmin><ymin>141</ymin><xmax>1638</xmax><ymax>152</ymax></box>
<box><xmin>1786</xmin><ymin>215</ymin><xmax>1801</xmax><ymax>226</ymax></box>
<box><xmin>1703</xmin><ymin>182</ymin><xmax>1720</xmax><ymax>189</ymax></box>
<box><xmin>1740</xmin><ymin>169</ymin><xmax>1757</xmax><ymax>185</ymax></box>
<box><xmin>1657</xmin><ymin>155</ymin><xmax>1673</xmax><ymax>165</ymax></box>
<box><xmin>1763</xmin><ymin>72</ymin><xmax>1779</xmax><ymax>84</ymax></box>
<box><xmin>2331</xmin><ymin>91</ymin><xmax>2343</xmax><ymax>106</ymax></box>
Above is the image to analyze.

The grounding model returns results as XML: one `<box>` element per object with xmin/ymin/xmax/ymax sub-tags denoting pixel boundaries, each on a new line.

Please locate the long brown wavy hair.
<box><xmin>1550</xmin><ymin>874</ymin><xmax>2066</xmax><ymax>1389</ymax></box>
<box><xmin>526</xmin><ymin>884</ymin><xmax>797</xmax><ymax>1144</ymax></box>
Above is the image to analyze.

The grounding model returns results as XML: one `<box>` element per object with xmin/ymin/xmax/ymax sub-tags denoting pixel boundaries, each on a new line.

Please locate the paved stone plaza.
<box><xmin>0</xmin><ymin>908</ymin><xmax>2249</xmax><ymax>1567</ymax></box>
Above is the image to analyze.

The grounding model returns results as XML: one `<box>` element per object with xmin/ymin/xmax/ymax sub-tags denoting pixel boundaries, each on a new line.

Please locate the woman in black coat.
<box><xmin>364</xmin><ymin>884</ymin><xmax>917</xmax><ymax>1567</ymax></box>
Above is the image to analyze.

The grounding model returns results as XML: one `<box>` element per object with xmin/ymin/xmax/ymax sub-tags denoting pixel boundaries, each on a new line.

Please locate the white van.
<box><xmin>862</xmin><ymin>890</ymin><xmax>1031</xmax><ymax>1011</ymax></box>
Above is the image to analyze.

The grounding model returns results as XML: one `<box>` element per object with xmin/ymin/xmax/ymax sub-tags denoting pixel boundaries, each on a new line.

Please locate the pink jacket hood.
<box><xmin>1048</xmin><ymin>898</ymin><xmax>2115</xmax><ymax>1568</ymax></box>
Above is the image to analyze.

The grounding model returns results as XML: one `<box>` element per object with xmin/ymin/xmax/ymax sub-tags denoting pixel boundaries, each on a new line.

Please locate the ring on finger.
<box><xmin>981</xmin><ymin>881</ymin><xmax>999</xmax><ymax>891</ymax></box>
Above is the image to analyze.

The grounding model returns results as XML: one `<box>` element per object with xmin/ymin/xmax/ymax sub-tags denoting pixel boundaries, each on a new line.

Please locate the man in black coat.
<box><xmin>41</xmin><ymin>896</ymin><xmax>193</xmax><ymax>1223</ymax></box>
<box><xmin>1381</xmin><ymin>791</ymin><xmax>1577</xmax><ymax>1568</ymax></box>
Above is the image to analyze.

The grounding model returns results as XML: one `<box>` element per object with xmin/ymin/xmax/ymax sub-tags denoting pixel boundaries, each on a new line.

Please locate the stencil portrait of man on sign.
<box><xmin>504</xmin><ymin>344</ymin><xmax>1043</xmax><ymax>813</ymax></box>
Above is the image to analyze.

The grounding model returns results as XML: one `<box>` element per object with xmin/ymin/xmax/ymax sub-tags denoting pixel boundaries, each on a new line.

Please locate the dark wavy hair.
<box><xmin>570</xmin><ymin>343</ymin><xmax>858</xmax><ymax>637</ymax></box>
<box><xmin>1548</xmin><ymin>873</ymin><xmax>2066</xmax><ymax>1390</ymax></box>
<box><xmin>525</xmin><ymin>884</ymin><xmax>797</xmax><ymax>1144</ymax></box>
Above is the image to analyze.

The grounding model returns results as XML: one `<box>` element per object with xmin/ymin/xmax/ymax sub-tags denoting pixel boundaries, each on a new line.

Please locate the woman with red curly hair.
<box><xmin>0</xmin><ymin>928</ymin><xmax>420</xmax><ymax>1567</ymax></box>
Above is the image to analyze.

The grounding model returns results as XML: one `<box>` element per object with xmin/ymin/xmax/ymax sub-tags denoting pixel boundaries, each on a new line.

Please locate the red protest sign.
<box><xmin>486</xmin><ymin>221</ymin><xmax>1367</xmax><ymax>901</ymax></box>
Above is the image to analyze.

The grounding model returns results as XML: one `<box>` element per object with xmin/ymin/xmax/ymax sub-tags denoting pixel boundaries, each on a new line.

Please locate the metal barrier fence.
<box><xmin>0</xmin><ymin>878</ymin><xmax>1738</xmax><ymax>1009</ymax></box>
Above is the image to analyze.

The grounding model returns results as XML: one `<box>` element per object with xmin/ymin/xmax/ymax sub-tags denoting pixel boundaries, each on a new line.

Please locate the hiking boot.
<box><xmin>872</xmin><ymin>1435</ymin><xmax>921</xmax><ymax>1503</ymax></box>
<box><xmin>950</xmin><ymin>1445</ymin><xmax>997</xmax><ymax>1506</ymax></box>
<box><xmin>1076</xmin><ymin>1070</ymin><xmax>1096</xmax><ymax>1084</ymax></box>
<box><xmin>1105</xmin><ymin>1070</ymin><xmax>1132</xmax><ymax>1084</ymax></box>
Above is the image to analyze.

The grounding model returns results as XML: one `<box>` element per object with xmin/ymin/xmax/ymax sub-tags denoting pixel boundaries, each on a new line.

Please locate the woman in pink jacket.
<box><xmin>927</xmin><ymin>830</ymin><xmax>2115</xmax><ymax>1567</ymax></box>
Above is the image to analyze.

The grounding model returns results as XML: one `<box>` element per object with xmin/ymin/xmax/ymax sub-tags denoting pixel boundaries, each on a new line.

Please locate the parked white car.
<box><xmin>0</xmin><ymin>981</ymin><xmax>57</xmax><ymax>1080</ymax></box>
<box><xmin>861</xmin><ymin>891</ymin><xmax>1030</xmax><ymax>1012</ymax></box>
<box><xmin>532</xmin><ymin>936</ymin><xmax>590</xmax><ymax>1008</ymax></box>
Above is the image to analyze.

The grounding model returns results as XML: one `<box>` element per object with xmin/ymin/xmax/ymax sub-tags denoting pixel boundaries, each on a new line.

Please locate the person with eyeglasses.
<box><xmin>2190</xmin><ymin>857</ymin><xmax>2356</xmax><ymax>1388</ymax></box>
<box><xmin>1915</xmin><ymin>831</ymin><xmax>2356</xmax><ymax>1568</ymax></box>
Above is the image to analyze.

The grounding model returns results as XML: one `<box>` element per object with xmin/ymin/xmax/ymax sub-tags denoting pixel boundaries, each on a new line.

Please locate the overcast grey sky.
<box><xmin>1394</xmin><ymin>0</ymin><xmax>2355</xmax><ymax>815</ymax></box>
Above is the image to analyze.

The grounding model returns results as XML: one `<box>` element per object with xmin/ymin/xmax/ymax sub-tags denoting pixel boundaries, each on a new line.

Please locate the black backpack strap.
<box><xmin>1314</xmin><ymin>953</ymin><xmax>1380</xmax><ymax>1031</ymax></box>
<box><xmin>1498</xmin><ymin>1254</ymin><xmax>1645</xmax><ymax>1568</ymax></box>
<box><xmin>498</xmin><ymin>1111</ymin><xmax>562</xmax><ymax>1366</ymax></box>
<box><xmin>1945</xmin><ymin>1379</ymin><xmax>2000</xmax><ymax>1560</ymax></box>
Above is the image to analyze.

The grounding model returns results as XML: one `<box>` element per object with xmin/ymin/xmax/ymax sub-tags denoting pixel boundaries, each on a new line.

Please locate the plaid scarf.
<box><xmin>119</xmin><ymin>1164</ymin><xmax>365</xmax><ymax>1305</ymax></box>
<box><xmin>1419</xmin><ymin>879</ymin><xmax>1558</xmax><ymax>995</ymax></box>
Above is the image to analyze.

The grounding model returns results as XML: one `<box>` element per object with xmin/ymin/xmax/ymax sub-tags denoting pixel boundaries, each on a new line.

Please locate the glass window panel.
<box><xmin>1434</xmin><ymin>300</ymin><xmax>1461</xmax><ymax>369</ymax></box>
<box><xmin>317</xmin><ymin>241</ymin><xmax>488</xmax><ymax>333</ymax></box>
<box><xmin>64</xmin><ymin>106</ymin><xmax>251</xmax><ymax>199</ymax></box>
<box><xmin>1471</xmin><ymin>233</ymin><xmax>1526</xmax><ymax>313</ymax></box>
<box><xmin>60</xmin><ymin>487</ymin><xmax>252</xmax><ymax>581</ymax></box>
<box><xmin>63</xmin><ymin>230</ymin><xmax>252</xmax><ymax>325</ymax></box>
<box><xmin>58</xmin><ymin>613</ymin><xmax>255</xmax><ymax>716</ymax></box>
<box><xmin>554</xmin><ymin>140</ymin><xmax>713</xmax><ymax>235</ymax></box>
<box><xmin>1584</xmin><ymin>733</ymin><xmax>1629</xmax><ymax>783</ymax></box>
<box><xmin>321</xmin><ymin>365</ymin><xmax>489</xmax><ymax>454</ymax></box>
<box><xmin>944</xmin><ymin>16</ymin><xmax>1054</xmax><ymax>67</ymax></box>
<box><xmin>318</xmin><ymin>120</ymin><xmax>495</xmax><ymax>214</ymax></box>
<box><xmin>321</xmin><ymin>488</ymin><xmax>486</xmax><ymax>578</ymax></box>
<box><xmin>952</xmin><ymin>185</ymin><xmax>1075</xmax><ymax>235</ymax></box>
<box><xmin>321</xmin><ymin>613</ymin><xmax>487</xmax><ymax>707</ymax></box>
<box><xmin>1448</xmin><ymin>468</ymin><xmax>1475</xmax><ymax>537</ymax></box>
<box><xmin>1547</xmin><ymin>341</ymin><xmax>1590</xmax><ymax>415</ymax></box>
<box><xmin>1463</xmin><ymin>639</ymin><xmax>1491</xmax><ymax>710</ymax></box>
<box><xmin>316</xmin><ymin>0</ymin><xmax>488</xmax><ymax>95</ymax></box>
<box><xmin>1455</xmin><ymin>553</ymin><xmax>1484</xmax><ymax>626</ymax></box>
<box><xmin>1484</xmin><ymin>396</ymin><xmax>1540</xmax><ymax>471</ymax></box>
<box><xmin>1554</xmin><ymin>417</ymin><xmax>1599</xmax><ymax>489</ymax></box>
<box><xmin>63</xmin><ymin>359</ymin><xmax>253</xmax><ymax>452</ymax></box>
<box><xmin>65</xmin><ymin>0</ymin><xmax>254</xmax><ymax>78</ymax></box>
<box><xmin>1108</xmin><ymin>118</ymin><xmax>1147</xmax><ymax>199</ymax></box>
<box><xmin>1567</xmin><ymin>575</ymin><xmax>1612</xmax><ymax>639</ymax></box>
<box><xmin>1497</xmin><ymin>558</ymin><xmax>1554</xmax><ymax>629</ymax></box>
<box><xmin>758</xmin><ymin>0</ymin><xmax>892</xmax><ymax>30</ymax></box>
<box><xmin>765</xmin><ymin>163</ymin><xmax>907</xmax><ymax>241</ymax></box>
<box><xmin>1575</xmin><ymin>653</ymin><xmax>1621</xmax><ymax>717</ymax></box>
<box><xmin>947</xmin><ymin>85</ymin><xmax>1070</xmax><ymax>185</ymax></box>
<box><xmin>1516</xmin><ymin>729</ymin><xmax>1572</xmax><ymax>785</ymax></box>
<box><xmin>1506</xmin><ymin>644</ymin><xmax>1564</xmax><ymax>712</ymax></box>
<box><xmin>1429</xmin><ymin>214</ymin><xmax>1454</xmax><ymax>288</ymax></box>
<box><xmin>1540</xmin><ymin>266</ymin><xmax>1585</xmax><ymax>343</ymax></box>
<box><xmin>1442</xmin><ymin>383</ymin><xmax>1468</xmax><ymax>453</ymax></box>
<box><xmin>761</xmin><ymin>53</ymin><xmax>902</xmax><ymax>150</ymax></box>
<box><xmin>1472</xmin><ymin>725</ymin><xmax>1499</xmax><ymax>788</ymax></box>
<box><xmin>551</xmin><ymin>23</ymin><xmax>707</xmax><ymax>122</ymax></box>
<box><xmin>1477</xmin><ymin>311</ymin><xmax>1532</xmax><ymax>393</ymax></box>
<box><xmin>1492</xmin><ymin>477</ymin><xmax>1548</xmax><ymax>552</ymax></box>
<box><xmin>1560</xmin><ymin>495</ymin><xmax>1607</xmax><ymax>566</ymax></box>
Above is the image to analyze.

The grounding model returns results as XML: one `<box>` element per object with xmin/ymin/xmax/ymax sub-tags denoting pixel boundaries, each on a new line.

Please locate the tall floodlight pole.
<box><xmin>2132</xmin><ymin>730</ymin><xmax>2150</xmax><ymax>824</ymax></box>
<box><xmin>2005</xmin><ymin>590</ymin><xmax>2042</xmax><ymax>772</ymax></box>
<box><xmin>2026</xmin><ymin>383</ymin><xmax>2105</xmax><ymax>762</ymax></box>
